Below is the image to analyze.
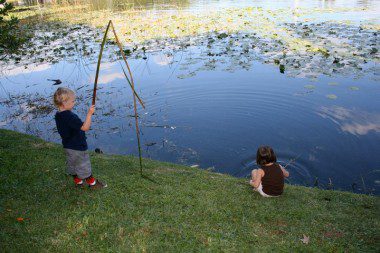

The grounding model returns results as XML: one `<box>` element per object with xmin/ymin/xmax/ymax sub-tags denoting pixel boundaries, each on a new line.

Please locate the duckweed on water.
<box><xmin>349</xmin><ymin>86</ymin><xmax>360</xmax><ymax>91</ymax></box>
<box><xmin>304</xmin><ymin>85</ymin><xmax>316</xmax><ymax>90</ymax></box>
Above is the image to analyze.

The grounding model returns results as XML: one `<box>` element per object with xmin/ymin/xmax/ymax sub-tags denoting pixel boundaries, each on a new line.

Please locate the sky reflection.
<box><xmin>318</xmin><ymin>106</ymin><xmax>380</xmax><ymax>136</ymax></box>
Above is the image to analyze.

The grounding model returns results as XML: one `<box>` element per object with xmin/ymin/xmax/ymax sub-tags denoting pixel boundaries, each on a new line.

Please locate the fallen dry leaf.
<box><xmin>324</xmin><ymin>230</ymin><xmax>343</xmax><ymax>238</ymax></box>
<box><xmin>16</xmin><ymin>217</ymin><xmax>24</xmax><ymax>222</ymax></box>
<box><xmin>300</xmin><ymin>234</ymin><xmax>310</xmax><ymax>244</ymax></box>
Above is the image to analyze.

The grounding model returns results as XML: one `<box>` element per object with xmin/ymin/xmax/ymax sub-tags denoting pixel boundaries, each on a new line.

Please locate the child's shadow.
<box><xmin>141</xmin><ymin>174</ymin><xmax>160</xmax><ymax>185</ymax></box>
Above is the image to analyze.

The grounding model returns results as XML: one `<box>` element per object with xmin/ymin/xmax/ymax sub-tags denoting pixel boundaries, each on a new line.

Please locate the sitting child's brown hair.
<box><xmin>256</xmin><ymin>146</ymin><xmax>277</xmax><ymax>166</ymax></box>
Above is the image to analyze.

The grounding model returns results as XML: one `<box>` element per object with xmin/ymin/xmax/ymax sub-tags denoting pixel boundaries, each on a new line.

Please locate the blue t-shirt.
<box><xmin>55</xmin><ymin>110</ymin><xmax>88</xmax><ymax>151</ymax></box>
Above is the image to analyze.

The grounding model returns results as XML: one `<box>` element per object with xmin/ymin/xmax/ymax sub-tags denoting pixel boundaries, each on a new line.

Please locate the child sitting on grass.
<box><xmin>250</xmin><ymin>146</ymin><xmax>289</xmax><ymax>197</ymax></box>
<box><xmin>53</xmin><ymin>87</ymin><xmax>107</xmax><ymax>189</ymax></box>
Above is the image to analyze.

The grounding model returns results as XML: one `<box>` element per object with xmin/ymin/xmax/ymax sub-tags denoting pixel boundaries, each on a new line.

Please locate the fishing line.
<box><xmin>0</xmin><ymin>80</ymin><xmax>11</xmax><ymax>100</ymax></box>
<box><xmin>233</xmin><ymin>159</ymin><xmax>258</xmax><ymax>177</ymax></box>
<box><xmin>164</xmin><ymin>49</ymin><xmax>184</xmax><ymax>85</ymax></box>
<box><xmin>283</xmin><ymin>153</ymin><xmax>303</xmax><ymax>169</ymax></box>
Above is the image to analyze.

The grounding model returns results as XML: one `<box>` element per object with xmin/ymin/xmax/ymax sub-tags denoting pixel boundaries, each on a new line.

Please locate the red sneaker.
<box><xmin>89</xmin><ymin>179</ymin><xmax>107</xmax><ymax>189</ymax></box>
<box><xmin>73</xmin><ymin>176</ymin><xmax>84</xmax><ymax>187</ymax></box>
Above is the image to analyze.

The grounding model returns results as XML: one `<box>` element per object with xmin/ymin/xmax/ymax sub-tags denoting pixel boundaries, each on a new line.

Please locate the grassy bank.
<box><xmin>0</xmin><ymin>129</ymin><xmax>379</xmax><ymax>252</ymax></box>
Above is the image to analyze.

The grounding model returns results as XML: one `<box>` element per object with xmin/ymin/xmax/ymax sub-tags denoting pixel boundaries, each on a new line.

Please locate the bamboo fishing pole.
<box><xmin>91</xmin><ymin>20</ymin><xmax>145</xmax><ymax>176</ymax></box>
<box><xmin>92</xmin><ymin>21</ymin><xmax>112</xmax><ymax>106</ymax></box>
<box><xmin>109</xmin><ymin>21</ymin><xmax>145</xmax><ymax>109</ymax></box>
<box><xmin>109</xmin><ymin>20</ymin><xmax>144</xmax><ymax>175</ymax></box>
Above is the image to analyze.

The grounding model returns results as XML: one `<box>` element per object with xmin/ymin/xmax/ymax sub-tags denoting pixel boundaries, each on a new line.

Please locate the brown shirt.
<box><xmin>261</xmin><ymin>163</ymin><xmax>284</xmax><ymax>196</ymax></box>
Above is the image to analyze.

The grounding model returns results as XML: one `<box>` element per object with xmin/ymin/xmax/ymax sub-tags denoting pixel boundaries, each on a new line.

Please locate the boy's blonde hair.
<box><xmin>53</xmin><ymin>87</ymin><xmax>75</xmax><ymax>107</ymax></box>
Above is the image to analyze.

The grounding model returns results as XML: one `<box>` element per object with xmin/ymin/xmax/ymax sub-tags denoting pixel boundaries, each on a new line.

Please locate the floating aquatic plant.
<box><xmin>3</xmin><ymin>5</ymin><xmax>379</xmax><ymax>82</ymax></box>
<box><xmin>326</xmin><ymin>94</ymin><xmax>338</xmax><ymax>100</ymax></box>
<box><xmin>304</xmin><ymin>85</ymin><xmax>316</xmax><ymax>90</ymax></box>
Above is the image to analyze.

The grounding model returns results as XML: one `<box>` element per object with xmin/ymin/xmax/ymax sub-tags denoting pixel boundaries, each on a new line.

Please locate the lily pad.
<box><xmin>326</xmin><ymin>94</ymin><xmax>338</xmax><ymax>100</ymax></box>
<box><xmin>328</xmin><ymin>82</ymin><xmax>339</xmax><ymax>86</ymax></box>
<box><xmin>304</xmin><ymin>85</ymin><xmax>316</xmax><ymax>90</ymax></box>
<box><xmin>177</xmin><ymin>72</ymin><xmax>196</xmax><ymax>79</ymax></box>
<box><xmin>217</xmin><ymin>33</ymin><xmax>228</xmax><ymax>39</ymax></box>
<box><xmin>349</xmin><ymin>86</ymin><xmax>360</xmax><ymax>91</ymax></box>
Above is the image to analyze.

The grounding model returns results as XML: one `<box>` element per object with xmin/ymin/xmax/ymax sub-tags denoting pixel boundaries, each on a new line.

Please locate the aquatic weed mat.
<box><xmin>2</xmin><ymin>6</ymin><xmax>379</xmax><ymax>79</ymax></box>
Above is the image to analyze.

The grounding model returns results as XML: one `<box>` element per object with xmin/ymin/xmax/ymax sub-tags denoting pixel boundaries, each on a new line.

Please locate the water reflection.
<box><xmin>318</xmin><ymin>106</ymin><xmax>380</xmax><ymax>136</ymax></box>
<box><xmin>1</xmin><ymin>63</ymin><xmax>51</xmax><ymax>77</ymax></box>
<box><xmin>153</xmin><ymin>54</ymin><xmax>174</xmax><ymax>66</ymax></box>
<box><xmin>93</xmin><ymin>62</ymin><xmax>125</xmax><ymax>84</ymax></box>
<box><xmin>1</xmin><ymin>48</ymin><xmax>379</xmax><ymax>194</ymax></box>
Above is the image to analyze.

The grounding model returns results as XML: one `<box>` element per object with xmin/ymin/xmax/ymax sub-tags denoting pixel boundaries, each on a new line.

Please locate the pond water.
<box><xmin>1</xmin><ymin>0</ymin><xmax>380</xmax><ymax>194</ymax></box>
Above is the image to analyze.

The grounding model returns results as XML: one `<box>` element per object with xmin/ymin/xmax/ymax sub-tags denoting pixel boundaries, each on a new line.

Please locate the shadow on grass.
<box><xmin>141</xmin><ymin>173</ymin><xmax>160</xmax><ymax>185</ymax></box>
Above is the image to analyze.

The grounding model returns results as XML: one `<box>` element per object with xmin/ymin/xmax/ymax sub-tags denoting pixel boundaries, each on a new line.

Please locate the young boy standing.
<box><xmin>53</xmin><ymin>87</ymin><xmax>106</xmax><ymax>189</ymax></box>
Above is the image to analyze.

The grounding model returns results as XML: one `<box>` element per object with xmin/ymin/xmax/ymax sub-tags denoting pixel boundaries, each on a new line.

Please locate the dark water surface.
<box><xmin>1</xmin><ymin>0</ymin><xmax>380</xmax><ymax>194</ymax></box>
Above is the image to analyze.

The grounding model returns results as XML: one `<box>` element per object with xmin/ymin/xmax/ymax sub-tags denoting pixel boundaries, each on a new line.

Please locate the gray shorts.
<box><xmin>64</xmin><ymin>148</ymin><xmax>92</xmax><ymax>179</ymax></box>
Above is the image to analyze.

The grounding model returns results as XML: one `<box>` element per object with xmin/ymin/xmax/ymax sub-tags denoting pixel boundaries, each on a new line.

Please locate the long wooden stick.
<box><xmin>109</xmin><ymin>21</ymin><xmax>144</xmax><ymax>175</ymax></box>
<box><xmin>92</xmin><ymin>20</ymin><xmax>145</xmax><ymax>108</ymax></box>
<box><xmin>120</xmin><ymin>62</ymin><xmax>145</xmax><ymax>109</ymax></box>
<box><xmin>92</xmin><ymin>20</ymin><xmax>145</xmax><ymax>175</ymax></box>
<box><xmin>92</xmin><ymin>20</ymin><xmax>112</xmax><ymax>105</ymax></box>
<box><xmin>109</xmin><ymin>21</ymin><xmax>145</xmax><ymax>109</ymax></box>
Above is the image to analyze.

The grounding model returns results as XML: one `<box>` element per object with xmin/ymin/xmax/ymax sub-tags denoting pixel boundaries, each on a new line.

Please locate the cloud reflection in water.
<box><xmin>2</xmin><ymin>63</ymin><xmax>52</xmax><ymax>77</ymax></box>
<box><xmin>318</xmin><ymin>106</ymin><xmax>380</xmax><ymax>136</ymax></box>
<box><xmin>90</xmin><ymin>62</ymin><xmax>124</xmax><ymax>84</ymax></box>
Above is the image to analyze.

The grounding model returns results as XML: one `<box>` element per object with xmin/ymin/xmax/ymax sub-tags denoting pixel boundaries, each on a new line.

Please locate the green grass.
<box><xmin>0</xmin><ymin>129</ymin><xmax>379</xmax><ymax>252</ymax></box>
